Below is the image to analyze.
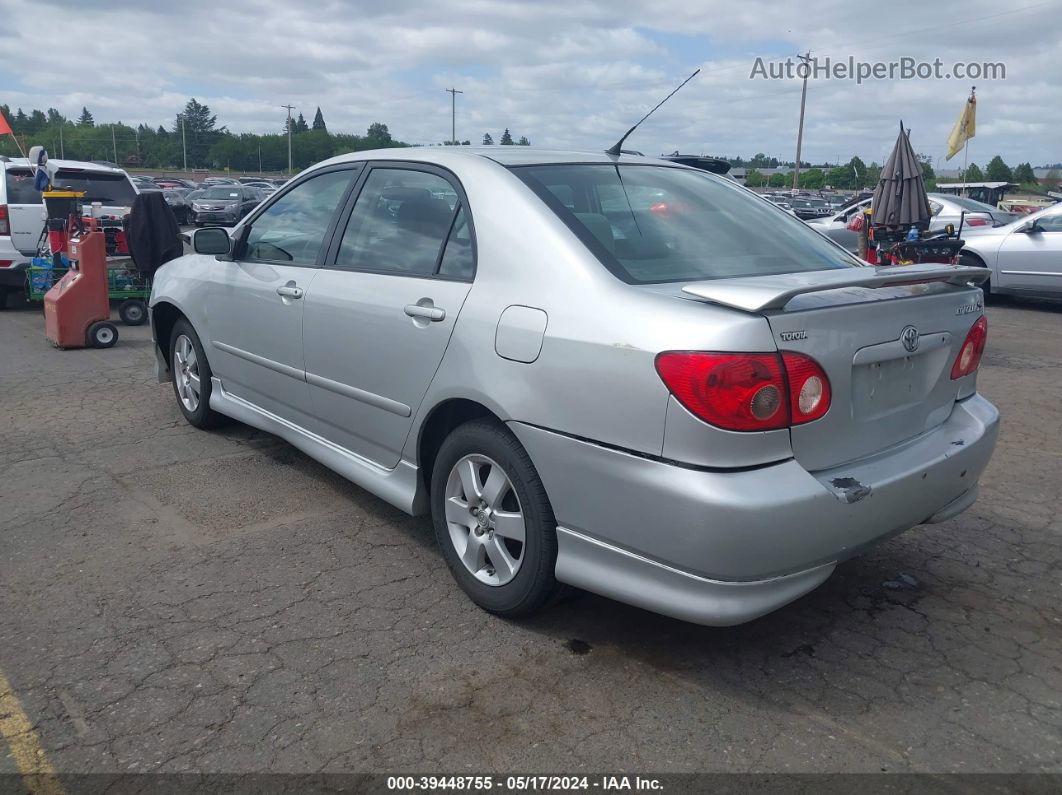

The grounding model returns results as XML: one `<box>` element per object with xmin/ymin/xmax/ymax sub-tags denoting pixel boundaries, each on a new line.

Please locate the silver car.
<box><xmin>810</xmin><ymin>193</ymin><xmax>1021</xmax><ymax>252</ymax></box>
<box><xmin>149</xmin><ymin>148</ymin><xmax>999</xmax><ymax>626</ymax></box>
<box><xmin>959</xmin><ymin>201</ymin><xmax>1062</xmax><ymax>298</ymax></box>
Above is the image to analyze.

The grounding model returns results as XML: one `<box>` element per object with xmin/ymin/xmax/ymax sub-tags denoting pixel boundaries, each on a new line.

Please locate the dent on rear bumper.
<box><xmin>510</xmin><ymin>394</ymin><xmax>998</xmax><ymax>621</ymax></box>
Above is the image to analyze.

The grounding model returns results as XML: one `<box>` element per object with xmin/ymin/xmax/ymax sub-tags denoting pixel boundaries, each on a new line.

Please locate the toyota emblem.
<box><xmin>900</xmin><ymin>325</ymin><xmax>920</xmax><ymax>353</ymax></box>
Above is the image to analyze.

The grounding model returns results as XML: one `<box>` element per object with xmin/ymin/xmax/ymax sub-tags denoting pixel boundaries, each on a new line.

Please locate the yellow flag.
<box><xmin>945</xmin><ymin>93</ymin><xmax>976</xmax><ymax>160</ymax></box>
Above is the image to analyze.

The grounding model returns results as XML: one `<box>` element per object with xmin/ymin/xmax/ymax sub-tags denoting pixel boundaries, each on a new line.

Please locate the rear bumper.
<box><xmin>0</xmin><ymin>259</ymin><xmax>29</xmax><ymax>289</ymax></box>
<box><xmin>510</xmin><ymin>394</ymin><xmax>999</xmax><ymax>625</ymax></box>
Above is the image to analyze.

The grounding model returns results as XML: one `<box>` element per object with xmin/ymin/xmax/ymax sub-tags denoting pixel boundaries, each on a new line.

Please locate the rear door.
<box><xmin>4</xmin><ymin>167</ymin><xmax>45</xmax><ymax>255</ymax></box>
<box><xmin>302</xmin><ymin>163</ymin><xmax>475</xmax><ymax>469</ymax></box>
<box><xmin>765</xmin><ymin>284</ymin><xmax>986</xmax><ymax>471</ymax></box>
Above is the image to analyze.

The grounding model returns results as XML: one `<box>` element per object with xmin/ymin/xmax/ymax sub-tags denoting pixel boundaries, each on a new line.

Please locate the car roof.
<box><xmin>1</xmin><ymin>157</ymin><xmax>128</xmax><ymax>175</ymax></box>
<box><xmin>317</xmin><ymin>146</ymin><xmax>685</xmax><ymax>170</ymax></box>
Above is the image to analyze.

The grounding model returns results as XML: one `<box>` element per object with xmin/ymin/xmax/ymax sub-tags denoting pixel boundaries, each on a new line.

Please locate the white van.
<box><xmin>0</xmin><ymin>157</ymin><xmax>139</xmax><ymax>305</ymax></box>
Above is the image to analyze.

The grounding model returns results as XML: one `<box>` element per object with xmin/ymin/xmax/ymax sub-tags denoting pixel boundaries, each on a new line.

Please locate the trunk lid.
<box><xmin>682</xmin><ymin>264</ymin><xmax>988</xmax><ymax>471</ymax></box>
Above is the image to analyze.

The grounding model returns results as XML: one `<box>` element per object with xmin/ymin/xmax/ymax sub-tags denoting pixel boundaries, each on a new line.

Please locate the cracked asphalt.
<box><xmin>0</xmin><ymin>297</ymin><xmax>1060</xmax><ymax>777</ymax></box>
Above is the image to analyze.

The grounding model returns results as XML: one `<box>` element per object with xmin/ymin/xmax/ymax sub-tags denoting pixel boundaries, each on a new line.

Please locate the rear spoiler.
<box><xmin>681</xmin><ymin>264</ymin><xmax>989</xmax><ymax>313</ymax></box>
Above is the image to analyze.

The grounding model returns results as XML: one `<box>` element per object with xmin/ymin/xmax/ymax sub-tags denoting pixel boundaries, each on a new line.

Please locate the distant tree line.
<box><xmin>0</xmin><ymin>99</ymin><xmax>407</xmax><ymax>172</ymax></box>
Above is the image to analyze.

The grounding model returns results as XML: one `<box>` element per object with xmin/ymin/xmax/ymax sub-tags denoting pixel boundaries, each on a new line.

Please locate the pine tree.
<box><xmin>500</xmin><ymin>128</ymin><xmax>513</xmax><ymax>145</ymax></box>
<box><xmin>517</xmin><ymin>136</ymin><xmax>530</xmax><ymax>146</ymax></box>
<box><xmin>482</xmin><ymin>132</ymin><xmax>494</xmax><ymax>145</ymax></box>
<box><xmin>1013</xmin><ymin>162</ymin><xmax>1036</xmax><ymax>185</ymax></box>
<box><xmin>295</xmin><ymin>113</ymin><xmax>309</xmax><ymax>133</ymax></box>
<box><xmin>312</xmin><ymin>107</ymin><xmax>326</xmax><ymax>131</ymax></box>
<box><xmin>985</xmin><ymin>156</ymin><xmax>1012</xmax><ymax>182</ymax></box>
<box><xmin>78</xmin><ymin>106</ymin><xmax>94</xmax><ymax>126</ymax></box>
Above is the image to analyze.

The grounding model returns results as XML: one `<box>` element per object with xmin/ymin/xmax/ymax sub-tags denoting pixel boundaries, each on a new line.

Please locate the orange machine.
<box><xmin>43</xmin><ymin>231</ymin><xmax>119</xmax><ymax>349</ymax></box>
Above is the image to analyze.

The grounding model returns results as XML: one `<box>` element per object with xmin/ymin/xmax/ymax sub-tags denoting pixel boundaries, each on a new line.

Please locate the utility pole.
<box><xmin>281</xmin><ymin>104</ymin><xmax>295</xmax><ymax>173</ymax></box>
<box><xmin>179</xmin><ymin>114</ymin><xmax>187</xmax><ymax>170</ymax></box>
<box><xmin>792</xmin><ymin>51</ymin><xmax>811</xmax><ymax>191</ymax></box>
<box><xmin>58</xmin><ymin>123</ymin><xmax>64</xmax><ymax>159</ymax></box>
<box><xmin>111</xmin><ymin>126</ymin><xmax>118</xmax><ymax>164</ymax></box>
<box><xmin>258</xmin><ymin>145</ymin><xmax>262</xmax><ymax>174</ymax></box>
<box><xmin>445</xmin><ymin>88</ymin><xmax>463</xmax><ymax>145</ymax></box>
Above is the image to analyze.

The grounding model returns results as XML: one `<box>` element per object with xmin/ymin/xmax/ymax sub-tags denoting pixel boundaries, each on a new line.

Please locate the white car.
<box><xmin>959</xmin><ymin>202</ymin><xmax>1062</xmax><ymax>298</ymax></box>
<box><xmin>0</xmin><ymin>157</ymin><xmax>139</xmax><ymax>305</ymax></box>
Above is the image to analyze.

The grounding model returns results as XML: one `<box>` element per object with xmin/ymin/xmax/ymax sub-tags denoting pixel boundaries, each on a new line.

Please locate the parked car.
<box><xmin>959</xmin><ymin>201</ymin><xmax>1062</xmax><ymax>298</ymax></box>
<box><xmin>150</xmin><ymin>148</ymin><xmax>999</xmax><ymax>626</ymax></box>
<box><xmin>0</xmin><ymin>156</ymin><xmax>139</xmax><ymax>305</ymax></box>
<box><xmin>190</xmin><ymin>185</ymin><xmax>259</xmax><ymax>226</ymax></box>
<box><xmin>162</xmin><ymin>188</ymin><xmax>193</xmax><ymax>224</ymax></box>
<box><xmin>788</xmin><ymin>197</ymin><xmax>833</xmax><ymax>220</ymax></box>
<box><xmin>809</xmin><ymin>193</ymin><xmax>1022</xmax><ymax>252</ymax></box>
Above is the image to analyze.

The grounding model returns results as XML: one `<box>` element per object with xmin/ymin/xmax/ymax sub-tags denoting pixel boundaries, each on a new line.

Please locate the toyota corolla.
<box><xmin>149</xmin><ymin>148</ymin><xmax>999</xmax><ymax>626</ymax></box>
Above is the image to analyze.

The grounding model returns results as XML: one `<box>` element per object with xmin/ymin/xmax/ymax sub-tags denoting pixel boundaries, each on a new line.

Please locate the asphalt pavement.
<box><xmin>0</xmin><ymin>297</ymin><xmax>1060</xmax><ymax>778</ymax></box>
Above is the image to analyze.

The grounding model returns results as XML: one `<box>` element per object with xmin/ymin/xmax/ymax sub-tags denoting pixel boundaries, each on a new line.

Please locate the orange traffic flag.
<box><xmin>0</xmin><ymin>109</ymin><xmax>12</xmax><ymax>136</ymax></box>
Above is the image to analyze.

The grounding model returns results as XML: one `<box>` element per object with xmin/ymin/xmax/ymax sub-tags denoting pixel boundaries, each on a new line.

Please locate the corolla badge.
<box><xmin>900</xmin><ymin>325</ymin><xmax>920</xmax><ymax>353</ymax></box>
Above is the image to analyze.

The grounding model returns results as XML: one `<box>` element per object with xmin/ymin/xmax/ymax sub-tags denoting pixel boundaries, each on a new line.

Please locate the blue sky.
<box><xmin>1</xmin><ymin>0</ymin><xmax>1058</xmax><ymax>168</ymax></box>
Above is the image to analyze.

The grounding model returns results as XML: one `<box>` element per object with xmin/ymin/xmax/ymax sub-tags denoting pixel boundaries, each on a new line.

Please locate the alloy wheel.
<box><xmin>444</xmin><ymin>454</ymin><xmax>526</xmax><ymax>586</ymax></box>
<box><xmin>173</xmin><ymin>334</ymin><xmax>201</xmax><ymax>412</ymax></box>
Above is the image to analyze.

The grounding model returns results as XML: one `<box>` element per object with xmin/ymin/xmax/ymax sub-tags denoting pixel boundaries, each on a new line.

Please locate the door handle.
<box><xmin>404</xmin><ymin>304</ymin><xmax>446</xmax><ymax>322</ymax></box>
<box><xmin>276</xmin><ymin>285</ymin><xmax>304</xmax><ymax>299</ymax></box>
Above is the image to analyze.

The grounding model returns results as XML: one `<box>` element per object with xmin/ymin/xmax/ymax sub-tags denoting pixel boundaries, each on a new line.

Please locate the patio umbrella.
<box><xmin>872</xmin><ymin>122</ymin><xmax>932</xmax><ymax>229</ymax></box>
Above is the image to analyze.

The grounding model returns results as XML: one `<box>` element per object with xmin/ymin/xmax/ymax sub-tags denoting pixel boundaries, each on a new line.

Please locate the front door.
<box><xmin>205</xmin><ymin>166</ymin><xmax>359</xmax><ymax>430</ymax></box>
<box><xmin>995</xmin><ymin>209</ymin><xmax>1062</xmax><ymax>294</ymax></box>
<box><xmin>302</xmin><ymin>164</ymin><xmax>476</xmax><ymax>468</ymax></box>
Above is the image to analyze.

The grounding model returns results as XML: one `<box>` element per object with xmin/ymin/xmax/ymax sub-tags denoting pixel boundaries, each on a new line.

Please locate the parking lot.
<box><xmin>1</xmin><ymin>297</ymin><xmax>1060</xmax><ymax>776</ymax></box>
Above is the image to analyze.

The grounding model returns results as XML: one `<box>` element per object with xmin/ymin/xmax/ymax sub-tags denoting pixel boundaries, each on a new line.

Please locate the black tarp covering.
<box><xmin>125</xmin><ymin>191</ymin><xmax>183</xmax><ymax>277</ymax></box>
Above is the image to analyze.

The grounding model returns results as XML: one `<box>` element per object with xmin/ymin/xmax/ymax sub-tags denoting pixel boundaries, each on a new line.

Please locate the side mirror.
<box><xmin>1023</xmin><ymin>221</ymin><xmax>1043</xmax><ymax>234</ymax></box>
<box><xmin>192</xmin><ymin>227</ymin><xmax>231</xmax><ymax>256</ymax></box>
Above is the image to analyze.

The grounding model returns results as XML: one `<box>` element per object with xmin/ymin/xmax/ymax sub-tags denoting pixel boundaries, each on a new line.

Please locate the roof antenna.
<box><xmin>605</xmin><ymin>68</ymin><xmax>700</xmax><ymax>157</ymax></box>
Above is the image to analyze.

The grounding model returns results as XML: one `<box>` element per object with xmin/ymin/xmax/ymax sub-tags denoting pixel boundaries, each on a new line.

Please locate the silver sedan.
<box><xmin>810</xmin><ymin>193</ymin><xmax>1020</xmax><ymax>252</ymax></box>
<box><xmin>959</xmin><ymin>201</ymin><xmax>1062</xmax><ymax>298</ymax></box>
<box><xmin>149</xmin><ymin>148</ymin><xmax>999</xmax><ymax>626</ymax></box>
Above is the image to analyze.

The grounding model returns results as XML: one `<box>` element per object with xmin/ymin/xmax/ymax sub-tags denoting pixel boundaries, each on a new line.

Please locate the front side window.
<box><xmin>335</xmin><ymin>168</ymin><xmax>461</xmax><ymax>276</ymax></box>
<box><xmin>243</xmin><ymin>169</ymin><xmax>353</xmax><ymax>265</ymax></box>
<box><xmin>514</xmin><ymin>164</ymin><xmax>859</xmax><ymax>284</ymax></box>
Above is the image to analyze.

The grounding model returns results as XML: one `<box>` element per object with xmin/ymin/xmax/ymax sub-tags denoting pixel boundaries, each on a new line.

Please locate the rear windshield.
<box><xmin>513</xmin><ymin>164</ymin><xmax>857</xmax><ymax>284</ymax></box>
<box><xmin>4</xmin><ymin>168</ymin><xmax>40</xmax><ymax>203</ymax></box>
<box><xmin>943</xmin><ymin>195</ymin><xmax>1000</xmax><ymax>213</ymax></box>
<box><xmin>50</xmin><ymin>170</ymin><xmax>138</xmax><ymax>205</ymax></box>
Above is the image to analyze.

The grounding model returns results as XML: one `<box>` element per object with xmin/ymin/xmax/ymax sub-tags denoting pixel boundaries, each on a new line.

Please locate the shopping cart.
<box><xmin>26</xmin><ymin>260</ymin><xmax>150</xmax><ymax>325</ymax></box>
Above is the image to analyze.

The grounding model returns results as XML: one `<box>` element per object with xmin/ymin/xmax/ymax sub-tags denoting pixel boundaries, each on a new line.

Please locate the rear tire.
<box><xmin>431</xmin><ymin>419</ymin><xmax>561</xmax><ymax>617</ymax></box>
<box><xmin>87</xmin><ymin>321</ymin><xmax>118</xmax><ymax>348</ymax></box>
<box><xmin>169</xmin><ymin>318</ymin><xmax>227</xmax><ymax>429</ymax></box>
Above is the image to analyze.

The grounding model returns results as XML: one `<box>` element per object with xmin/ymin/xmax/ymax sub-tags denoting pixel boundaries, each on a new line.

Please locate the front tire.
<box><xmin>431</xmin><ymin>419</ymin><xmax>560</xmax><ymax>617</ymax></box>
<box><xmin>169</xmin><ymin>318</ymin><xmax>227</xmax><ymax>429</ymax></box>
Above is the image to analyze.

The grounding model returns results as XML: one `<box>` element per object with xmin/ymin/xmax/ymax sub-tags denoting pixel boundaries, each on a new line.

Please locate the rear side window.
<box><xmin>335</xmin><ymin>168</ymin><xmax>461</xmax><ymax>277</ymax></box>
<box><xmin>4</xmin><ymin>168</ymin><xmax>42</xmax><ymax>204</ymax></box>
<box><xmin>514</xmin><ymin>164</ymin><xmax>858</xmax><ymax>284</ymax></box>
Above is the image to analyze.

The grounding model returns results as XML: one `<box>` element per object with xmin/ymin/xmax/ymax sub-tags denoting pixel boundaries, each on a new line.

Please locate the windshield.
<box><xmin>513</xmin><ymin>164</ymin><xmax>857</xmax><ymax>284</ymax></box>
<box><xmin>201</xmin><ymin>187</ymin><xmax>242</xmax><ymax>200</ymax></box>
<box><xmin>51</xmin><ymin>170</ymin><xmax>138</xmax><ymax>205</ymax></box>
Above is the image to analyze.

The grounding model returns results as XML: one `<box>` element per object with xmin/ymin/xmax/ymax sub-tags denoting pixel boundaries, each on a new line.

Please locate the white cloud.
<box><xmin>0</xmin><ymin>0</ymin><xmax>1058</xmax><ymax>165</ymax></box>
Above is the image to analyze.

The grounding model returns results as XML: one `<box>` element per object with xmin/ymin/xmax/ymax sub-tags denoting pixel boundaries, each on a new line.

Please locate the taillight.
<box><xmin>0</xmin><ymin>205</ymin><xmax>9</xmax><ymax>236</ymax></box>
<box><xmin>964</xmin><ymin>216</ymin><xmax>990</xmax><ymax>227</ymax></box>
<box><xmin>951</xmin><ymin>315</ymin><xmax>988</xmax><ymax>379</ymax></box>
<box><xmin>655</xmin><ymin>352</ymin><xmax>788</xmax><ymax>431</ymax></box>
<box><xmin>782</xmin><ymin>352</ymin><xmax>832</xmax><ymax>424</ymax></box>
<box><xmin>655</xmin><ymin>351</ymin><xmax>832</xmax><ymax>432</ymax></box>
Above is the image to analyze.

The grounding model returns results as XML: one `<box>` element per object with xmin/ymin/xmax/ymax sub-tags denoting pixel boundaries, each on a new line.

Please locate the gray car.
<box><xmin>149</xmin><ymin>148</ymin><xmax>999</xmax><ymax>626</ymax></box>
<box><xmin>810</xmin><ymin>193</ymin><xmax>1021</xmax><ymax>252</ymax></box>
<box><xmin>959</xmin><ymin>201</ymin><xmax>1062</xmax><ymax>298</ymax></box>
